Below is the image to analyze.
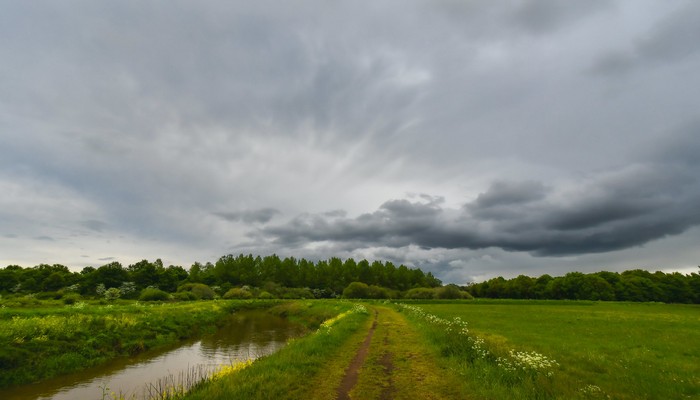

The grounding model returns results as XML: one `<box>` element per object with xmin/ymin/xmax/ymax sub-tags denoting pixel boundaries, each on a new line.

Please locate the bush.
<box><xmin>405</xmin><ymin>287</ymin><xmax>436</xmax><ymax>299</ymax></box>
<box><xmin>343</xmin><ymin>282</ymin><xmax>370</xmax><ymax>299</ymax></box>
<box><xmin>367</xmin><ymin>285</ymin><xmax>392</xmax><ymax>299</ymax></box>
<box><xmin>435</xmin><ymin>284</ymin><xmax>472</xmax><ymax>299</ymax></box>
<box><xmin>172</xmin><ymin>291</ymin><xmax>197</xmax><ymax>301</ymax></box>
<box><xmin>257</xmin><ymin>291</ymin><xmax>275</xmax><ymax>299</ymax></box>
<box><xmin>177</xmin><ymin>283</ymin><xmax>217</xmax><ymax>300</ymax></box>
<box><xmin>36</xmin><ymin>291</ymin><xmax>63</xmax><ymax>300</ymax></box>
<box><xmin>139</xmin><ymin>288</ymin><xmax>171</xmax><ymax>301</ymax></box>
<box><xmin>63</xmin><ymin>293</ymin><xmax>82</xmax><ymax>305</ymax></box>
<box><xmin>280</xmin><ymin>287</ymin><xmax>315</xmax><ymax>299</ymax></box>
<box><xmin>104</xmin><ymin>287</ymin><xmax>121</xmax><ymax>301</ymax></box>
<box><xmin>223</xmin><ymin>288</ymin><xmax>253</xmax><ymax>299</ymax></box>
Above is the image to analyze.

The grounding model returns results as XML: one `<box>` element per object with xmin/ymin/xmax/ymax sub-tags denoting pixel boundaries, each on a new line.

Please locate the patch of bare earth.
<box><xmin>379</xmin><ymin>336</ymin><xmax>394</xmax><ymax>400</ymax></box>
<box><xmin>336</xmin><ymin>311</ymin><xmax>378</xmax><ymax>400</ymax></box>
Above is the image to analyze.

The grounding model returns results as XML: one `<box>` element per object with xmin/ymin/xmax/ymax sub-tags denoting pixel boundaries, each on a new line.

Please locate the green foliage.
<box><xmin>139</xmin><ymin>288</ymin><xmax>171</xmax><ymax>301</ymax></box>
<box><xmin>0</xmin><ymin>301</ymin><xmax>241</xmax><ymax>388</ymax></box>
<box><xmin>223</xmin><ymin>288</ymin><xmax>253</xmax><ymax>299</ymax></box>
<box><xmin>104</xmin><ymin>287</ymin><xmax>121</xmax><ymax>301</ymax></box>
<box><xmin>468</xmin><ymin>269</ymin><xmax>700</xmax><ymax>303</ymax></box>
<box><xmin>172</xmin><ymin>291</ymin><xmax>198</xmax><ymax>301</ymax></box>
<box><xmin>343</xmin><ymin>282</ymin><xmax>370</xmax><ymax>298</ymax></box>
<box><xmin>405</xmin><ymin>287</ymin><xmax>436</xmax><ymax>299</ymax></box>
<box><xmin>62</xmin><ymin>293</ymin><xmax>81</xmax><ymax>305</ymax></box>
<box><xmin>435</xmin><ymin>284</ymin><xmax>471</xmax><ymax>299</ymax></box>
<box><xmin>257</xmin><ymin>291</ymin><xmax>274</xmax><ymax>299</ymax></box>
<box><xmin>177</xmin><ymin>283</ymin><xmax>217</xmax><ymax>300</ymax></box>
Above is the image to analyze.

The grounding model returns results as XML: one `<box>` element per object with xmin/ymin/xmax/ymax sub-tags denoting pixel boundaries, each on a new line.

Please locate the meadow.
<box><xmin>411</xmin><ymin>300</ymin><xmax>700</xmax><ymax>399</ymax></box>
<box><xmin>183</xmin><ymin>300</ymin><xmax>699</xmax><ymax>400</ymax></box>
<box><xmin>1</xmin><ymin>299</ymin><xmax>698</xmax><ymax>399</ymax></box>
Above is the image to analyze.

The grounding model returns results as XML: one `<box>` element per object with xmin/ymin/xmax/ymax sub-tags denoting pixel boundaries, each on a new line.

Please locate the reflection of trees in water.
<box><xmin>199</xmin><ymin>310</ymin><xmax>304</xmax><ymax>357</ymax></box>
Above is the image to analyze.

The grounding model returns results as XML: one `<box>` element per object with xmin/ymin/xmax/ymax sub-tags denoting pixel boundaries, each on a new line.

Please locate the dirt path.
<box><xmin>334</xmin><ymin>306</ymin><xmax>468</xmax><ymax>400</ymax></box>
<box><xmin>336</xmin><ymin>311</ymin><xmax>378</xmax><ymax>400</ymax></box>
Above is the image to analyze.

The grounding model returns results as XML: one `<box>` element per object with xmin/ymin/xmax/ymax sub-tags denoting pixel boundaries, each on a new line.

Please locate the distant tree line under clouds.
<box><xmin>467</xmin><ymin>269</ymin><xmax>700</xmax><ymax>304</ymax></box>
<box><xmin>2</xmin><ymin>255</ymin><xmax>699</xmax><ymax>303</ymax></box>
<box><xmin>0</xmin><ymin>254</ymin><xmax>441</xmax><ymax>300</ymax></box>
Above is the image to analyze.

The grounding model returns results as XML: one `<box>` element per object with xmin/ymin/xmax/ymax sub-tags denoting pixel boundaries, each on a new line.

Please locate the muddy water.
<box><xmin>1</xmin><ymin>309</ymin><xmax>305</xmax><ymax>400</ymax></box>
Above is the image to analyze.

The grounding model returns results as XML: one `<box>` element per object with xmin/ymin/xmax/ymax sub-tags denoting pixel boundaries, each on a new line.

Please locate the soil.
<box><xmin>335</xmin><ymin>311</ymin><xmax>378</xmax><ymax>400</ymax></box>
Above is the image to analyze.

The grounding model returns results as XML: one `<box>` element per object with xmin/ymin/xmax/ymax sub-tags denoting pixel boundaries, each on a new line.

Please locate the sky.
<box><xmin>2</xmin><ymin>0</ymin><xmax>700</xmax><ymax>284</ymax></box>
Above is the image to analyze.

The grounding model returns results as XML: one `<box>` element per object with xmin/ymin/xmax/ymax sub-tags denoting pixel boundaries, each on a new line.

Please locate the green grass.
<box><xmin>350</xmin><ymin>305</ymin><xmax>469</xmax><ymax>400</ymax></box>
<box><xmin>184</xmin><ymin>301</ymin><xmax>370</xmax><ymax>400</ymax></box>
<box><xmin>409</xmin><ymin>300</ymin><xmax>700</xmax><ymax>399</ymax></box>
<box><xmin>0</xmin><ymin>299</ymin><xmax>267</xmax><ymax>388</ymax></box>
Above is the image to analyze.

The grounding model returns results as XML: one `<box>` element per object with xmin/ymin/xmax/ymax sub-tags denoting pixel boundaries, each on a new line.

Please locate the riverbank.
<box><xmin>0</xmin><ymin>300</ymin><xmax>270</xmax><ymax>388</ymax></box>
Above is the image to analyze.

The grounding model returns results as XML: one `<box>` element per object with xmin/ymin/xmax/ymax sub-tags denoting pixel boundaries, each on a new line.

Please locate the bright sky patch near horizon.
<box><xmin>2</xmin><ymin>0</ymin><xmax>699</xmax><ymax>283</ymax></box>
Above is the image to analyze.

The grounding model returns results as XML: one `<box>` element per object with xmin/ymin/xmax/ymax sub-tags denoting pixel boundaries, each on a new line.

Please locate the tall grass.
<box><xmin>0</xmin><ymin>300</ymin><xmax>259</xmax><ymax>388</ymax></box>
<box><xmin>184</xmin><ymin>301</ymin><xmax>370</xmax><ymax>400</ymax></box>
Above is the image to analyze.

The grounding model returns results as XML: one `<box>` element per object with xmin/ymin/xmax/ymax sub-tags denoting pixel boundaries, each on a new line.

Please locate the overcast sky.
<box><xmin>2</xmin><ymin>0</ymin><xmax>700</xmax><ymax>283</ymax></box>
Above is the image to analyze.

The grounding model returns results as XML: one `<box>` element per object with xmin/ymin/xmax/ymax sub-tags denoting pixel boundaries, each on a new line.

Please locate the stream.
<box><xmin>1</xmin><ymin>309</ymin><xmax>305</xmax><ymax>400</ymax></box>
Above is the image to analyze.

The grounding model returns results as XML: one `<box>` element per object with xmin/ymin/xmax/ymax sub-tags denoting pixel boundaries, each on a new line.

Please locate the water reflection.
<box><xmin>1</xmin><ymin>309</ymin><xmax>305</xmax><ymax>400</ymax></box>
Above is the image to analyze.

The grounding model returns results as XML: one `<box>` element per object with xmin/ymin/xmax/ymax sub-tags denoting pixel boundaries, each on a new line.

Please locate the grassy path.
<box><xmin>336</xmin><ymin>310</ymin><xmax>378</xmax><ymax>400</ymax></box>
<box><xmin>334</xmin><ymin>305</ymin><xmax>469</xmax><ymax>400</ymax></box>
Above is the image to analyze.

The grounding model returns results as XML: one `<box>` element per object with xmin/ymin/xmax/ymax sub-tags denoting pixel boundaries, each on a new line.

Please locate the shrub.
<box><xmin>343</xmin><ymin>282</ymin><xmax>370</xmax><ymax>299</ymax></box>
<box><xmin>36</xmin><ymin>291</ymin><xmax>63</xmax><ymax>300</ymax></box>
<box><xmin>139</xmin><ymin>288</ymin><xmax>171</xmax><ymax>301</ymax></box>
<box><xmin>223</xmin><ymin>288</ymin><xmax>253</xmax><ymax>299</ymax></box>
<box><xmin>367</xmin><ymin>285</ymin><xmax>392</xmax><ymax>299</ymax></box>
<box><xmin>405</xmin><ymin>287</ymin><xmax>436</xmax><ymax>299</ymax></box>
<box><xmin>104</xmin><ymin>287</ymin><xmax>121</xmax><ymax>301</ymax></box>
<box><xmin>435</xmin><ymin>284</ymin><xmax>471</xmax><ymax>299</ymax></box>
<box><xmin>257</xmin><ymin>291</ymin><xmax>275</xmax><ymax>299</ymax></box>
<box><xmin>172</xmin><ymin>291</ymin><xmax>198</xmax><ymax>301</ymax></box>
<box><xmin>279</xmin><ymin>287</ymin><xmax>314</xmax><ymax>299</ymax></box>
<box><xmin>63</xmin><ymin>293</ymin><xmax>82</xmax><ymax>305</ymax></box>
<box><xmin>177</xmin><ymin>283</ymin><xmax>216</xmax><ymax>300</ymax></box>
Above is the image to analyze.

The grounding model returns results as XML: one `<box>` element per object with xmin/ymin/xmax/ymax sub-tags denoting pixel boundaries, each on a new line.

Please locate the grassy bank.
<box><xmin>184</xmin><ymin>301</ymin><xmax>371</xmax><ymax>400</ymax></box>
<box><xmin>0</xmin><ymin>300</ymin><xmax>264</xmax><ymax>388</ymax></box>
<box><xmin>403</xmin><ymin>300</ymin><xmax>700</xmax><ymax>399</ymax></box>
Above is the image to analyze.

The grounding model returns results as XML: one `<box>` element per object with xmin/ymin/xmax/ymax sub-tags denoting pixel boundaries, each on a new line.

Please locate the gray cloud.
<box><xmin>214</xmin><ymin>208</ymin><xmax>280</xmax><ymax>224</ymax></box>
<box><xmin>510</xmin><ymin>0</ymin><xmax>612</xmax><ymax>35</ymax></box>
<box><xmin>1</xmin><ymin>1</ymin><xmax>699</xmax><ymax>280</ymax></box>
<box><xmin>591</xmin><ymin>2</ymin><xmax>700</xmax><ymax>75</ymax></box>
<box><xmin>81</xmin><ymin>220</ymin><xmax>108</xmax><ymax>232</ymax></box>
<box><xmin>262</xmin><ymin>129</ymin><xmax>700</xmax><ymax>257</ymax></box>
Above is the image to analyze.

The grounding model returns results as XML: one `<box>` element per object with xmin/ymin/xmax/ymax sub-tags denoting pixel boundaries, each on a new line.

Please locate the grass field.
<box><xmin>413</xmin><ymin>300</ymin><xmax>700</xmax><ymax>399</ymax></box>
<box><xmin>2</xmin><ymin>299</ymin><xmax>698</xmax><ymax>399</ymax></box>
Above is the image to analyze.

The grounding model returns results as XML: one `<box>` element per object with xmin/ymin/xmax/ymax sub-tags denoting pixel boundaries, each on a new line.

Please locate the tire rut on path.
<box><xmin>336</xmin><ymin>310</ymin><xmax>378</xmax><ymax>400</ymax></box>
<box><xmin>378</xmin><ymin>335</ymin><xmax>395</xmax><ymax>400</ymax></box>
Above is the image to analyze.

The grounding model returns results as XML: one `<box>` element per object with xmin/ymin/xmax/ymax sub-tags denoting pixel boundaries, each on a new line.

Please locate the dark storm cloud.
<box><xmin>214</xmin><ymin>208</ymin><xmax>280</xmax><ymax>224</ymax></box>
<box><xmin>470</xmin><ymin>181</ymin><xmax>547</xmax><ymax>209</ymax></box>
<box><xmin>263</xmin><ymin>128</ymin><xmax>700</xmax><ymax>256</ymax></box>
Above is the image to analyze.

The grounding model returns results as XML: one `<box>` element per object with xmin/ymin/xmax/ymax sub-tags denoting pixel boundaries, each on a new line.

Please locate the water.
<box><xmin>1</xmin><ymin>309</ymin><xmax>305</xmax><ymax>400</ymax></box>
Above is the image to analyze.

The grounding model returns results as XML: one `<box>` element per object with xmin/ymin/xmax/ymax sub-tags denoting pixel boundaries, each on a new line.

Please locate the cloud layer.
<box><xmin>2</xmin><ymin>1</ymin><xmax>700</xmax><ymax>282</ymax></box>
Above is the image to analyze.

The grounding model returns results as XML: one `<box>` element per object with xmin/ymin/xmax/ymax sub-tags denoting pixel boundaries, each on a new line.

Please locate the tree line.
<box><xmin>466</xmin><ymin>269</ymin><xmax>700</xmax><ymax>303</ymax></box>
<box><xmin>0</xmin><ymin>254</ymin><xmax>441</xmax><ymax>299</ymax></box>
